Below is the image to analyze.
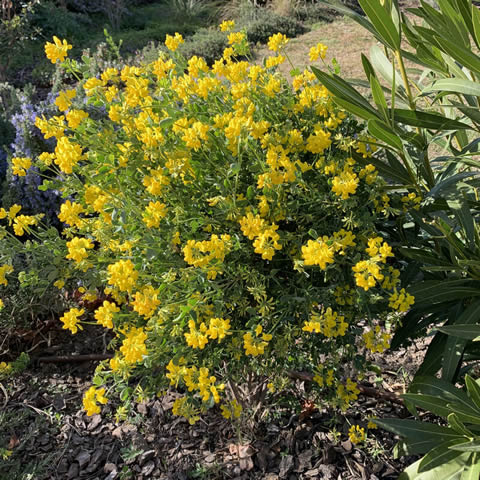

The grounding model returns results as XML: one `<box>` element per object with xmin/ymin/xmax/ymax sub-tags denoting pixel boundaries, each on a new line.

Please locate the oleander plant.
<box><xmin>0</xmin><ymin>26</ymin><xmax>414</xmax><ymax>424</ymax></box>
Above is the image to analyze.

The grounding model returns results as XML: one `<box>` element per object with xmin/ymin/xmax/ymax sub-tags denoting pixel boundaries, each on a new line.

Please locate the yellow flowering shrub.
<box><xmin>0</xmin><ymin>31</ymin><xmax>415</xmax><ymax>424</ymax></box>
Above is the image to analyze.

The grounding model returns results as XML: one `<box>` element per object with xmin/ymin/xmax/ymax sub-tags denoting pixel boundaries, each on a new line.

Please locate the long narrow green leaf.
<box><xmin>450</xmin><ymin>440</ymin><xmax>480</xmax><ymax>452</ymax></box>
<box><xmin>399</xmin><ymin>454</ymin><xmax>471</xmax><ymax>480</ymax></box>
<box><xmin>370</xmin><ymin>75</ymin><xmax>390</xmax><ymax>123</ymax></box>
<box><xmin>447</xmin><ymin>402</ymin><xmax>480</xmax><ymax>424</ymax></box>
<box><xmin>311</xmin><ymin>67</ymin><xmax>380</xmax><ymax>118</ymax></box>
<box><xmin>367</xmin><ymin>119</ymin><xmax>403</xmax><ymax>149</ymax></box>
<box><xmin>408</xmin><ymin>279</ymin><xmax>480</xmax><ymax>305</ymax></box>
<box><xmin>437</xmin><ymin>325</ymin><xmax>480</xmax><ymax>340</ymax></box>
<box><xmin>433</xmin><ymin>34</ymin><xmax>480</xmax><ymax>74</ymax></box>
<box><xmin>392</xmin><ymin>109</ymin><xmax>472</xmax><ymax>130</ymax></box>
<box><xmin>319</xmin><ymin>0</ymin><xmax>379</xmax><ymax>39</ymax></box>
<box><xmin>419</xmin><ymin>439</ymin><xmax>467</xmax><ymax>473</ymax></box>
<box><xmin>410</xmin><ymin>376</ymin><xmax>473</xmax><ymax>409</ymax></box>
<box><xmin>401</xmin><ymin>393</ymin><xmax>451</xmax><ymax>417</ymax></box>
<box><xmin>466</xmin><ymin>375</ymin><xmax>480</xmax><ymax>410</ymax></box>
<box><xmin>424</xmin><ymin>78</ymin><xmax>480</xmax><ymax>97</ymax></box>
<box><xmin>443</xmin><ymin>300</ymin><xmax>480</xmax><ymax>382</ymax></box>
<box><xmin>370</xmin><ymin>44</ymin><xmax>405</xmax><ymax>89</ymax></box>
<box><xmin>472</xmin><ymin>4</ymin><xmax>480</xmax><ymax>49</ymax></box>
<box><xmin>449</xmin><ymin>413</ymin><xmax>474</xmax><ymax>437</ymax></box>
<box><xmin>358</xmin><ymin>0</ymin><xmax>401</xmax><ymax>50</ymax></box>
<box><xmin>427</xmin><ymin>172</ymin><xmax>480</xmax><ymax>198</ymax></box>
<box><xmin>460</xmin><ymin>453</ymin><xmax>480</xmax><ymax>480</ymax></box>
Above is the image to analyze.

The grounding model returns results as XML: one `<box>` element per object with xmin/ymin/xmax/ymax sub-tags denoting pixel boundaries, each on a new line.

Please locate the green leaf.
<box><xmin>370</xmin><ymin>75</ymin><xmax>390</xmax><ymax>122</ymax></box>
<box><xmin>408</xmin><ymin>279</ymin><xmax>480</xmax><ymax>305</ymax></box>
<box><xmin>443</xmin><ymin>300</ymin><xmax>480</xmax><ymax>382</ymax></box>
<box><xmin>437</xmin><ymin>325</ymin><xmax>480</xmax><ymax>341</ymax></box>
<box><xmin>358</xmin><ymin>0</ymin><xmax>401</xmax><ymax>49</ymax></box>
<box><xmin>466</xmin><ymin>376</ymin><xmax>480</xmax><ymax>410</ymax></box>
<box><xmin>410</xmin><ymin>376</ymin><xmax>473</xmax><ymax>410</ymax></box>
<box><xmin>399</xmin><ymin>453</ymin><xmax>471</xmax><ymax>480</ymax></box>
<box><xmin>332</xmin><ymin>96</ymin><xmax>381</xmax><ymax>121</ymax></box>
<box><xmin>311</xmin><ymin>67</ymin><xmax>380</xmax><ymax>119</ymax></box>
<box><xmin>376</xmin><ymin>418</ymin><xmax>460</xmax><ymax>439</ymax></box>
<box><xmin>419</xmin><ymin>439</ymin><xmax>467</xmax><ymax>473</ymax></box>
<box><xmin>367</xmin><ymin>119</ymin><xmax>403</xmax><ymax>149</ymax></box>
<box><xmin>472</xmin><ymin>4</ymin><xmax>480</xmax><ymax>49</ymax></box>
<box><xmin>450</xmin><ymin>440</ymin><xmax>480</xmax><ymax>452</ymax></box>
<box><xmin>449</xmin><ymin>413</ymin><xmax>474</xmax><ymax>437</ymax></box>
<box><xmin>448</xmin><ymin>402</ymin><xmax>480</xmax><ymax>424</ymax></box>
<box><xmin>401</xmin><ymin>393</ymin><xmax>451</xmax><ymax>417</ymax></box>
<box><xmin>460</xmin><ymin>453</ymin><xmax>480</xmax><ymax>480</ymax></box>
<box><xmin>392</xmin><ymin>109</ymin><xmax>472</xmax><ymax>130</ymax></box>
<box><xmin>424</xmin><ymin>78</ymin><xmax>480</xmax><ymax>97</ymax></box>
<box><xmin>432</xmin><ymin>34</ymin><xmax>480</xmax><ymax>74</ymax></box>
<box><xmin>370</xmin><ymin>44</ymin><xmax>405</xmax><ymax>89</ymax></box>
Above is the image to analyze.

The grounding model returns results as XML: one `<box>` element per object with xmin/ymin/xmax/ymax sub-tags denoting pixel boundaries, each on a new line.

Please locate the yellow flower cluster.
<box><xmin>337</xmin><ymin>378</ymin><xmax>360</xmax><ymax>410</ymax></box>
<box><xmin>184</xmin><ymin>317</ymin><xmax>231</xmax><ymax>349</ymax></box>
<box><xmin>66</xmin><ymin>237</ymin><xmax>94</xmax><ymax>264</ymax></box>
<box><xmin>107</xmin><ymin>259</ymin><xmax>138</xmax><ymax>293</ymax></box>
<box><xmin>94</xmin><ymin>300</ymin><xmax>119</xmax><ymax>329</ymax></box>
<box><xmin>388</xmin><ymin>288</ymin><xmax>415</xmax><ymax>312</ymax></box>
<box><xmin>183</xmin><ymin>234</ymin><xmax>231</xmax><ymax>279</ymax></box>
<box><xmin>363</xmin><ymin>325</ymin><xmax>391</xmax><ymax>353</ymax></box>
<box><xmin>131</xmin><ymin>285</ymin><xmax>161</xmax><ymax>318</ymax></box>
<box><xmin>303</xmin><ymin>307</ymin><xmax>348</xmax><ymax>338</ymax></box>
<box><xmin>302</xmin><ymin>237</ymin><xmax>334</xmax><ymax>269</ymax></box>
<box><xmin>309</xmin><ymin>42</ymin><xmax>328</xmax><ymax>61</ymax></box>
<box><xmin>243</xmin><ymin>325</ymin><xmax>272</xmax><ymax>356</ymax></box>
<box><xmin>11</xmin><ymin>157</ymin><xmax>31</xmax><ymax>176</ymax></box>
<box><xmin>0</xmin><ymin>265</ymin><xmax>13</xmax><ymax>286</ymax></box>
<box><xmin>220</xmin><ymin>399</ymin><xmax>243</xmax><ymax>419</ymax></box>
<box><xmin>82</xmin><ymin>386</ymin><xmax>108</xmax><ymax>416</ymax></box>
<box><xmin>60</xmin><ymin>307</ymin><xmax>84</xmax><ymax>334</ymax></box>
<box><xmin>119</xmin><ymin>327</ymin><xmax>148</xmax><ymax>363</ymax></box>
<box><xmin>352</xmin><ymin>237</ymin><xmax>394</xmax><ymax>291</ymax></box>
<box><xmin>348</xmin><ymin>425</ymin><xmax>366</xmax><ymax>444</ymax></box>
<box><xmin>44</xmin><ymin>36</ymin><xmax>72</xmax><ymax>63</ymax></box>
<box><xmin>268</xmin><ymin>33</ymin><xmax>289</xmax><ymax>52</ymax></box>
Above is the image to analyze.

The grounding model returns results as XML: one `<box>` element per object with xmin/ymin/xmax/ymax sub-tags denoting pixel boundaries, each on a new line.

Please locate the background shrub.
<box><xmin>179</xmin><ymin>28</ymin><xmax>227</xmax><ymax>65</ymax></box>
<box><xmin>244</xmin><ymin>12</ymin><xmax>307</xmax><ymax>44</ymax></box>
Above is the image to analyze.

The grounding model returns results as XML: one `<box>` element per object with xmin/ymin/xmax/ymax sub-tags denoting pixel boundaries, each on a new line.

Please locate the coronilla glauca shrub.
<box><xmin>1</xmin><ymin>24</ymin><xmax>414</xmax><ymax>424</ymax></box>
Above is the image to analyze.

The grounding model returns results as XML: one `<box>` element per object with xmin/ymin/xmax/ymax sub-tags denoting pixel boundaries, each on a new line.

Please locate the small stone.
<box><xmin>87</xmin><ymin>414</ymin><xmax>102</xmax><ymax>431</ymax></box>
<box><xmin>66</xmin><ymin>463</ymin><xmax>79</xmax><ymax>479</ymax></box>
<box><xmin>57</xmin><ymin>458</ymin><xmax>69</xmax><ymax>474</ymax></box>
<box><xmin>104</xmin><ymin>463</ymin><xmax>117</xmax><ymax>473</ymax></box>
<box><xmin>279</xmin><ymin>455</ymin><xmax>294</xmax><ymax>479</ymax></box>
<box><xmin>142</xmin><ymin>461</ymin><xmax>155</xmax><ymax>476</ymax></box>
<box><xmin>76</xmin><ymin>450</ymin><xmax>91</xmax><ymax>469</ymax></box>
<box><xmin>138</xmin><ymin>450</ymin><xmax>155</xmax><ymax>466</ymax></box>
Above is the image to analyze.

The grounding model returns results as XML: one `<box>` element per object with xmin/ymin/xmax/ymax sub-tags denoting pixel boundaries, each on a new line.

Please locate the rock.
<box><xmin>67</xmin><ymin>462</ymin><xmax>79</xmax><ymax>479</ymax></box>
<box><xmin>87</xmin><ymin>414</ymin><xmax>102</xmax><ymax>431</ymax></box>
<box><xmin>279</xmin><ymin>455</ymin><xmax>294</xmax><ymax>479</ymax></box>
<box><xmin>53</xmin><ymin>394</ymin><xmax>66</xmax><ymax>411</ymax></box>
<box><xmin>204</xmin><ymin>453</ymin><xmax>215</xmax><ymax>463</ymax></box>
<box><xmin>76</xmin><ymin>450</ymin><xmax>91</xmax><ymax>469</ymax></box>
<box><xmin>142</xmin><ymin>460</ymin><xmax>155</xmax><ymax>476</ymax></box>
<box><xmin>138</xmin><ymin>449</ymin><xmax>155</xmax><ymax>466</ymax></box>
<box><xmin>57</xmin><ymin>458</ymin><xmax>69</xmax><ymax>474</ymax></box>
<box><xmin>104</xmin><ymin>463</ymin><xmax>117</xmax><ymax>473</ymax></box>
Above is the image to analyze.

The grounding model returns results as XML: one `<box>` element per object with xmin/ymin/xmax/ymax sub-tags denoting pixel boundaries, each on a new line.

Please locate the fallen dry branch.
<box><xmin>287</xmin><ymin>370</ymin><xmax>404</xmax><ymax>406</ymax></box>
<box><xmin>35</xmin><ymin>353</ymin><xmax>113</xmax><ymax>363</ymax></box>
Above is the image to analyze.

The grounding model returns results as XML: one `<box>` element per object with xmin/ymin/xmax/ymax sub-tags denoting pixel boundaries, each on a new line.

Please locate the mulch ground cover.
<box><xmin>0</xmin><ymin>321</ymin><xmax>427</xmax><ymax>480</ymax></box>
